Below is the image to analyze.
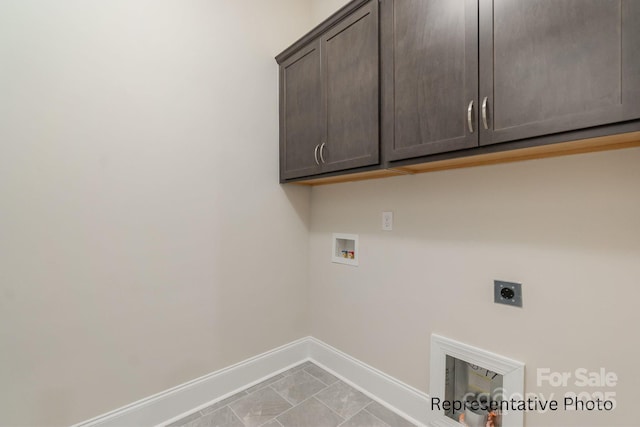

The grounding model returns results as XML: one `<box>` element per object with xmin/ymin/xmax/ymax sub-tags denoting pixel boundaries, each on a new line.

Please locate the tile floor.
<box><xmin>165</xmin><ymin>361</ymin><xmax>417</xmax><ymax>427</ymax></box>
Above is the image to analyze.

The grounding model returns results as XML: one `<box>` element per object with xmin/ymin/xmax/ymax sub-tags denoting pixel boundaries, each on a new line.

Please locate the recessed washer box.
<box><xmin>332</xmin><ymin>233</ymin><xmax>358</xmax><ymax>266</ymax></box>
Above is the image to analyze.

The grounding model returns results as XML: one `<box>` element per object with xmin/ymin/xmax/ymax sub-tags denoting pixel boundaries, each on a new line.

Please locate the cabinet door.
<box><xmin>320</xmin><ymin>1</ymin><xmax>379</xmax><ymax>173</ymax></box>
<box><xmin>279</xmin><ymin>41</ymin><xmax>324</xmax><ymax>180</ymax></box>
<box><xmin>382</xmin><ymin>0</ymin><xmax>479</xmax><ymax>161</ymax></box>
<box><xmin>480</xmin><ymin>0</ymin><xmax>640</xmax><ymax>146</ymax></box>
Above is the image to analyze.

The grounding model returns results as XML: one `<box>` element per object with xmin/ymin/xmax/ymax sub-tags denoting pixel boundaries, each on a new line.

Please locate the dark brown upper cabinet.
<box><xmin>384</xmin><ymin>0</ymin><xmax>640</xmax><ymax>162</ymax></box>
<box><xmin>382</xmin><ymin>0</ymin><xmax>479</xmax><ymax>161</ymax></box>
<box><xmin>480</xmin><ymin>0</ymin><xmax>640</xmax><ymax>146</ymax></box>
<box><xmin>279</xmin><ymin>42</ymin><xmax>323</xmax><ymax>180</ymax></box>
<box><xmin>277</xmin><ymin>1</ymin><xmax>379</xmax><ymax>182</ymax></box>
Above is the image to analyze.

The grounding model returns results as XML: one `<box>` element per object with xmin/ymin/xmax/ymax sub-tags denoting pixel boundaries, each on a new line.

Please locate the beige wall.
<box><xmin>311</xmin><ymin>0</ymin><xmax>351</xmax><ymax>26</ymax></box>
<box><xmin>309</xmin><ymin>147</ymin><xmax>640</xmax><ymax>426</ymax></box>
<box><xmin>0</xmin><ymin>1</ymin><xmax>312</xmax><ymax>425</ymax></box>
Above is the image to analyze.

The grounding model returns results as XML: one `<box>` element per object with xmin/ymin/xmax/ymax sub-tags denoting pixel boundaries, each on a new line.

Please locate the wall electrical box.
<box><xmin>494</xmin><ymin>280</ymin><xmax>523</xmax><ymax>307</ymax></box>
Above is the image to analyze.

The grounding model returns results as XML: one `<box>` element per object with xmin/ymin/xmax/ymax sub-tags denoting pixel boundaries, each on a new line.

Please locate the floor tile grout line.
<box><xmin>173</xmin><ymin>385</ymin><xmax>252</xmax><ymax>424</ymax></box>
<box><xmin>316</xmin><ymin>371</ymin><xmax>416</xmax><ymax>426</ymax></box>
<box><xmin>234</xmin><ymin>387</ymin><xmax>293</xmax><ymax>427</ymax></box>
<box><xmin>362</xmin><ymin>408</ymin><xmax>394</xmax><ymax>427</ymax></box>
<box><xmin>246</xmin><ymin>362</ymin><xmax>309</xmax><ymax>396</ymax></box>
<box><xmin>275</xmin><ymin>396</ymin><xmax>346</xmax><ymax>427</ymax></box>
<box><xmin>268</xmin><ymin>369</ymin><xmax>328</xmax><ymax>406</ymax></box>
<box><xmin>266</xmin><ymin>399</ymin><xmax>300</xmax><ymax>425</ymax></box>
<box><xmin>256</xmin><ymin>417</ymin><xmax>284</xmax><ymax>427</ymax></box>
<box><xmin>362</xmin><ymin>402</ymin><xmax>416</xmax><ymax>427</ymax></box>
<box><xmin>264</xmin><ymin>381</ymin><xmax>334</xmax><ymax>424</ymax></box>
<box><xmin>231</xmin><ymin>364</ymin><xmax>324</xmax><ymax>427</ymax></box>
<box><xmin>254</xmin><ymin>413</ymin><xmax>277</xmax><ymax>427</ymax></box>
<box><xmin>302</xmin><ymin>366</ymin><xmax>338</xmax><ymax>387</ymax></box>
<box><xmin>301</xmin><ymin>369</ymin><xmax>332</xmax><ymax>390</ymax></box>
<box><xmin>303</xmin><ymin>369</ymin><xmax>329</xmax><ymax>386</ymax></box>
<box><xmin>226</xmin><ymin>404</ymin><xmax>247</xmax><ymax>427</ymax></box>
<box><xmin>302</xmin><ymin>377</ymin><xmax>338</xmax><ymax>403</ymax></box>
<box><xmin>246</xmin><ymin>374</ymin><xmax>287</xmax><ymax>395</ymax></box>
<box><xmin>289</xmin><ymin>375</ymin><xmax>368</xmax><ymax>419</ymax></box>
<box><xmin>200</xmin><ymin>390</ymin><xmax>248</xmax><ymax>416</ymax></box>
<box><xmin>336</xmin><ymin>405</ymin><xmax>393</xmax><ymax>427</ymax></box>
<box><xmin>315</xmin><ymin>380</ymin><xmax>374</xmax><ymax>420</ymax></box>
<box><xmin>336</xmin><ymin>407</ymin><xmax>392</xmax><ymax>427</ymax></box>
<box><xmin>303</xmin><ymin>378</ymin><xmax>360</xmax><ymax>422</ymax></box>
<box><xmin>267</xmin><ymin>384</ymin><xmax>298</xmax><ymax>407</ymax></box>
<box><xmin>313</xmin><ymin>395</ymin><xmax>349</xmax><ymax>425</ymax></box>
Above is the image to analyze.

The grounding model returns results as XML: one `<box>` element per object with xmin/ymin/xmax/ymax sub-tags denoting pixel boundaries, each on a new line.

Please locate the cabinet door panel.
<box><xmin>280</xmin><ymin>42</ymin><xmax>323</xmax><ymax>180</ymax></box>
<box><xmin>321</xmin><ymin>1</ymin><xmax>379</xmax><ymax>173</ymax></box>
<box><xmin>481</xmin><ymin>0</ymin><xmax>640</xmax><ymax>145</ymax></box>
<box><xmin>383</xmin><ymin>0</ymin><xmax>478</xmax><ymax>161</ymax></box>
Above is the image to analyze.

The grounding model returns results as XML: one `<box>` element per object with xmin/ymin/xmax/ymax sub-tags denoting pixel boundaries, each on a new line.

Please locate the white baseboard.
<box><xmin>307</xmin><ymin>337</ymin><xmax>432</xmax><ymax>426</ymax></box>
<box><xmin>72</xmin><ymin>336</ymin><xmax>433</xmax><ymax>427</ymax></box>
<box><xmin>71</xmin><ymin>337</ymin><xmax>310</xmax><ymax>427</ymax></box>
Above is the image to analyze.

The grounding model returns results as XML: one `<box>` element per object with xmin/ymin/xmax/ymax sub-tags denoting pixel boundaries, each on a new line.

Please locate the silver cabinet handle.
<box><xmin>481</xmin><ymin>96</ymin><xmax>489</xmax><ymax>130</ymax></box>
<box><xmin>314</xmin><ymin>144</ymin><xmax>320</xmax><ymax>165</ymax></box>
<box><xmin>467</xmin><ymin>100</ymin><xmax>474</xmax><ymax>133</ymax></box>
<box><xmin>319</xmin><ymin>142</ymin><xmax>326</xmax><ymax>163</ymax></box>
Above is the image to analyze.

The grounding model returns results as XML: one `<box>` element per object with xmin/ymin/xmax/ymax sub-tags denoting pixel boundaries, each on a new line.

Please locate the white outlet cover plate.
<box><xmin>382</xmin><ymin>211</ymin><xmax>393</xmax><ymax>231</ymax></box>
